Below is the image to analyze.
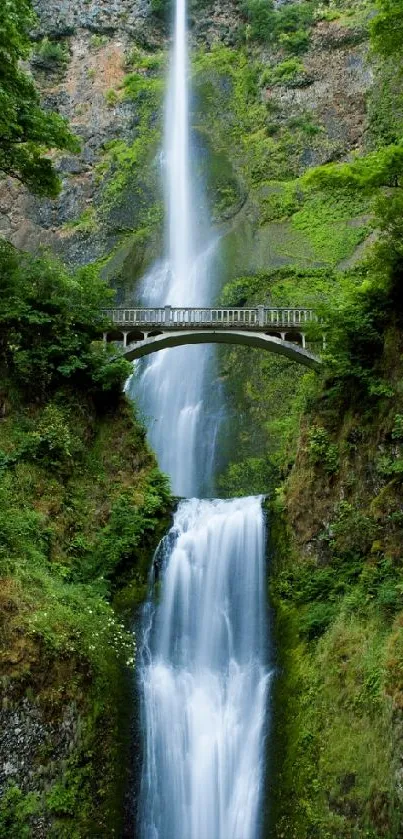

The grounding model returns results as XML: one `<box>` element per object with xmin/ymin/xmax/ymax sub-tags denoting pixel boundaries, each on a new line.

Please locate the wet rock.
<box><xmin>0</xmin><ymin>697</ymin><xmax>79</xmax><ymax>796</ymax></box>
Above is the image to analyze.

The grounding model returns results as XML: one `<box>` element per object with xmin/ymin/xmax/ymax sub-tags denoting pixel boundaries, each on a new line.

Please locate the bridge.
<box><xmin>101</xmin><ymin>306</ymin><xmax>324</xmax><ymax>369</ymax></box>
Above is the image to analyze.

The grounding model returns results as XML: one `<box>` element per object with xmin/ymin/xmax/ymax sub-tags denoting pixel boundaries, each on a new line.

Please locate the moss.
<box><xmin>0</xmin><ymin>384</ymin><xmax>172</xmax><ymax>836</ymax></box>
<box><xmin>268</xmin><ymin>496</ymin><xmax>403</xmax><ymax>838</ymax></box>
<box><xmin>263</xmin><ymin>325</ymin><xmax>403</xmax><ymax>837</ymax></box>
<box><xmin>290</xmin><ymin>189</ymin><xmax>372</xmax><ymax>265</ymax></box>
<box><xmin>93</xmin><ymin>48</ymin><xmax>166</xmax><ymax>286</ymax></box>
<box><xmin>64</xmin><ymin>208</ymin><xmax>99</xmax><ymax>235</ymax></box>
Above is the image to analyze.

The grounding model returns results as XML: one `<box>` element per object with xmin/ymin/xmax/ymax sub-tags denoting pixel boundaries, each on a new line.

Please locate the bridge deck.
<box><xmin>102</xmin><ymin>306</ymin><xmax>318</xmax><ymax>331</ymax></box>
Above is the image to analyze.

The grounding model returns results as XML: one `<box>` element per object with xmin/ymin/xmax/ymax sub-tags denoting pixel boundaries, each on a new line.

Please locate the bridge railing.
<box><xmin>102</xmin><ymin>306</ymin><xmax>318</xmax><ymax>329</ymax></box>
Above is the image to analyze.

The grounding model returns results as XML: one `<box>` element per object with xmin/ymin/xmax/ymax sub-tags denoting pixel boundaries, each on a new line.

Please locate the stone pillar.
<box><xmin>123</xmin><ymin>332</ymin><xmax>128</xmax><ymax>348</ymax></box>
<box><xmin>301</xmin><ymin>333</ymin><xmax>306</xmax><ymax>349</ymax></box>
<box><xmin>103</xmin><ymin>332</ymin><xmax>108</xmax><ymax>344</ymax></box>
<box><xmin>280</xmin><ymin>332</ymin><xmax>286</xmax><ymax>341</ymax></box>
<box><xmin>165</xmin><ymin>305</ymin><xmax>172</xmax><ymax>325</ymax></box>
<box><xmin>257</xmin><ymin>305</ymin><xmax>265</xmax><ymax>326</ymax></box>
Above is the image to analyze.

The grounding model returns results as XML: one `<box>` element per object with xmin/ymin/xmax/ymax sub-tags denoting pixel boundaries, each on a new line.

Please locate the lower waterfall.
<box><xmin>139</xmin><ymin>496</ymin><xmax>270</xmax><ymax>839</ymax></box>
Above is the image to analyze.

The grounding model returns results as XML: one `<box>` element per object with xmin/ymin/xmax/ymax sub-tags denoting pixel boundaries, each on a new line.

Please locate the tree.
<box><xmin>0</xmin><ymin>0</ymin><xmax>79</xmax><ymax>196</ymax></box>
<box><xmin>0</xmin><ymin>241</ymin><xmax>131</xmax><ymax>399</ymax></box>
<box><xmin>371</xmin><ymin>0</ymin><xmax>403</xmax><ymax>57</ymax></box>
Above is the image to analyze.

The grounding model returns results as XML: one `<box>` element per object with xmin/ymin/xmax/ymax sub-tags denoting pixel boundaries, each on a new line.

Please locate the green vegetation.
<box><xmin>96</xmin><ymin>48</ymin><xmax>165</xmax><ymax>249</ymax></box>
<box><xmin>33</xmin><ymin>37</ymin><xmax>70</xmax><ymax>72</ymax></box>
<box><xmin>89</xmin><ymin>33</ymin><xmax>109</xmax><ymax>49</ymax></box>
<box><xmin>371</xmin><ymin>0</ymin><xmax>403</xmax><ymax>56</ymax></box>
<box><xmin>0</xmin><ymin>241</ymin><xmax>131</xmax><ymax>399</ymax></box>
<box><xmin>0</xmin><ymin>244</ymin><xmax>172</xmax><ymax>834</ymax></box>
<box><xmin>64</xmin><ymin>207</ymin><xmax>99</xmax><ymax>235</ymax></box>
<box><xmin>240</xmin><ymin>0</ymin><xmax>315</xmax><ymax>52</ymax></box>
<box><xmin>268</xmin><ymin>326</ymin><xmax>403</xmax><ymax>836</ymax></box>
<box><xmin>260</xmin><ymin>58</ymin><xmax>308</xmax><ymax>88</ymax></box>
<box><xmin>0</xmin><ymin>0</ymin><xmax>78</xmax><ymax>195</ymax></box>
<box><xmin>105</xmin><ymin>88</ymin><xmax>120</xmax><ymax>107</ymax></box>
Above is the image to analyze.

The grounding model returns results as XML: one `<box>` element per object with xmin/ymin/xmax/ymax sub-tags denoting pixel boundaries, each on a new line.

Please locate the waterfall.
<box><xmin>135</xmin><ymin>0</ymin><xmax>270</xmax><ymax>834</ymax></box>
<box><xmin>128</xmin><ymin>0</ymin><xmax>217</xmax><ymax>499</ymax></box>
<box><xmin>139</xmin><ymin>498</ymin><xmax>270</xmax><ymax>839</ymax></box>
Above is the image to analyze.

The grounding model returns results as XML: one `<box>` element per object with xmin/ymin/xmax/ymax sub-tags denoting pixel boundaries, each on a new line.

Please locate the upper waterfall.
<box><xmin>166</xmin><ymin>0</ymin><xmax>193</xmax><ymax>304</ymax></box>
<box><xmin>128</xmin><ymin>0</ymin><xmax>219</xmax><ymax>498</ymax></box>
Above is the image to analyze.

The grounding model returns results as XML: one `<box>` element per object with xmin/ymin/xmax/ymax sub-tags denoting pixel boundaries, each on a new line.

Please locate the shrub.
<box><xmin>33</xmin><ymin>37</ymin><xmax>70</xmax><ymax>70</ymax></box>
<box><xmin>260</xmin><ymin>58</ymin><xmax>305</xmax><ymax>88</ymax></box>
<box><xmin>0</xmin><ymin>242</ymin><xmax>131</xmax><ymax>402</ymax></box>
<box><xmin>90</xmin><ymin>34</ymin><xmax>108</xmax><ymax>49</ymax></box>
<box><xmin>241</xmin><ymin>0</ymin><xmax>315</xmax><ymax>51</ymax></box>
<box><xmin>308</xmin><ymin>426</ymin><xmax>339</xmax><ymax>474</ymax></box>
<box><xmin>105</xmin><ymin>88</ymin><xmax>119</xmax><ymax>107</ymax></box>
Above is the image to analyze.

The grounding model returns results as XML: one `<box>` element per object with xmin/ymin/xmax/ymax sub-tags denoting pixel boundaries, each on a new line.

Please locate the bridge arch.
<box><xmin>121</xmin><ymin>329</ymin><xmax>321</xmax><ymax>370</ymax></box>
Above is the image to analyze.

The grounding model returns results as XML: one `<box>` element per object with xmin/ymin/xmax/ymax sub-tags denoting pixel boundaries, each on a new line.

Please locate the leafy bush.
<box><xmin>241</xmin><ymin>0</ymin><xmax>315</xmax><ymax>51</ymax></box>
<box><xmin>90</xmin><ymin>34</ymin><xmax>108</xmax><ymax>49</ymax></box>
<box><xmin>0</xmin><ymin>0</ymin><xmax>78</xmax><ymax>195</ymax></box>
<box><xmin>371</xmin><ymin>0</ymin><xmax>403</xmax><ymax>57</ymax></box>
<box><xmin>308</xmin><ymin>426</ymin><xmax>339</xmax><ymax>474</ymax></box>
<box><xmin>0</xmin><ymin>242</ymin><xmax>131</xmax><ymax>401</ymax></box>
<box><xmin>260</xmin><ymin>58</ymin><xmax>306</xmax><ymax>88</ymax></box>
<box><xmin>33</xmin><ymin>37</ymin><xmax>70</xmax><ymax>70</ymax></box>
<box><xmin>105</xmin><ymin>88</ymin><xmax>119</xmax><ymax>107</ymax></box>
<box><xmin>391</xmin><ymin>414</ymin><xmax>403</xmax><ymax>440</ymax></box>
<box><xmin>0</xmin><ymin>785</ymin><xmax>40</xmax><ymax>839</ymax></box>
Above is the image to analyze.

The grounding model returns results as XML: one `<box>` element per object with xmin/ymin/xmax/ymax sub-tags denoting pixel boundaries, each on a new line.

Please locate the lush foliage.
<box><xmin>303</xmin><ymin>142</ymin><xmax>403</xmax><ymax>190</ymax></box>
<box><xmin>0</xmin><ymin>0</ymin><xmax>78</xmax><ymax>194</ymax></box>
<box><xmin>260</xmin><ymin>5</ymin><xmax>403</xmax><ymax>836</ymax></box>
<box><xmin>371</xmin><ymin>0</ymin><xmax>403</xmax><ymax>56</ymax></box>
<box><xmin>241</xmin><ymin>0</ymin><xmax>315</xmax><ymax>52</ymax></box>
<box><xmin>32</xmin><ymin>37</ymin><xmax>70</xmax><ymax>72</ymax></box>
<box><xmin>0</xmin><ymin>246</ymin><xmax>171</xmax><ymax>834</ymax></box>
<box><xmin>0</xmin><ymin>241</ymin><xmax>131</xmax><ymax>400</ymax></box>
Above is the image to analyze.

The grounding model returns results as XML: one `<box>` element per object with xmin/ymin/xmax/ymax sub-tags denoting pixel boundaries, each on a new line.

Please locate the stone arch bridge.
<box><xmin>101</xmin><ymin>306</ymin><xmax>324</xmax><ymax>370</ymax></box>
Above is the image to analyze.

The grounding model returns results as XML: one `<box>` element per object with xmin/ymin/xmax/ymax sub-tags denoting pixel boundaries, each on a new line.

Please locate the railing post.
<box><xmin>257</xmin><ymin>305</ymin><xmax>265</xmax><ymax>327</ymax></box>
<box><xmin>164</xmin><ymin>305</ymin><xmax>172</xmax><ymax>326</ymax></box>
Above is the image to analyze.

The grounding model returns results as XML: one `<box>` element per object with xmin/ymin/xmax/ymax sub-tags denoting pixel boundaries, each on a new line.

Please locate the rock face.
<box><xmin>275</xmin><ymin>21</ymin><xmax>372</xmax><ymax>159</ymax></box>
<box><xmin>0</xmin><ymin>0</ymin><xmax>160</xmax><ymax>265</ymax></box>
<box><xmin>0</xmin><ymin>697</ymin><xmax>79</xmax><ymax>837</ymax></box>
<box><xmin>32</xmin><ymin>0</ymin><xmax>150</xmax><ymax>37</ymax></box>
<box><xmin>0</xmin><ymin>2</ymin><xmax>374</xmax><ymax>283</ymax></box>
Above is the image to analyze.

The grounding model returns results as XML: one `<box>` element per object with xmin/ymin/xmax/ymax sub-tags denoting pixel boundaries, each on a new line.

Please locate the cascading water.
<box><xmin>139</xmin><ymin>499</ymin><xmax>270</xmax><ymax>839</ymax></box>
<box><xmin>135</xmin><ymin>0</ymin><xmax>270</xmax><ymax>834</ymax></box>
